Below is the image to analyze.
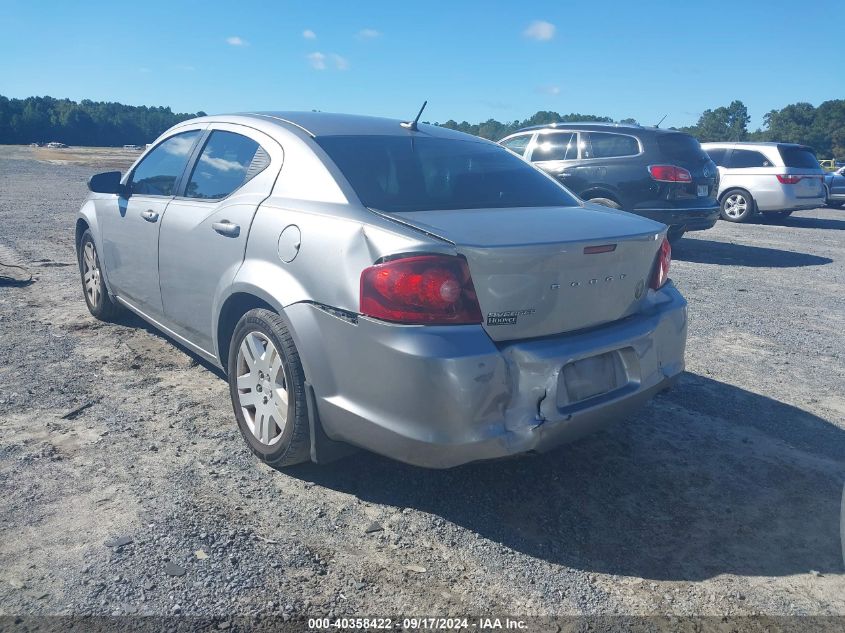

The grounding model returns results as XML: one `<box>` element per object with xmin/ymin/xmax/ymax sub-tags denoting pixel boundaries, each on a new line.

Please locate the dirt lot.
<box><xmin>0</xmin><ymin>145</ymin><xmax>844</xmax><ymax>624</ymax></box>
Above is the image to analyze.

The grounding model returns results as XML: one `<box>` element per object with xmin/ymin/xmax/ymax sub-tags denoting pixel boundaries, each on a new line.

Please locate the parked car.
<box><xmin>818</xmin><ymin>158</ymin><xmax>836</xmax><ymax>172</ymax></box>
<box><xmin>824</xmin><ymin>166</ymin><xmax>845</xmax><ymax>208</ymax></box>
<box><xmin>498</xmin><ymin>123</ymin><xmax>719</xmax><ymax>243</ymax></box>
<box><xmin>702</xmin><ymin>142</ymin><xmax>826</xmax><ymax>222</ymax></box>
<box><xmin>76</xmin><ymin>112</ymin><xmax>687</xmax><ymax>469</ymax></box>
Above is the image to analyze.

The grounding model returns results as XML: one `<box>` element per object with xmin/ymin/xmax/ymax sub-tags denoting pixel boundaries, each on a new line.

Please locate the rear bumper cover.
<box><xmin>631</xmin><ymin>205</ymin><xmax>719</xmax><ymax>233</ymax></box>
<box><xmin>286</xmin><ymin>283</ymin><xmax>687</xmax><ymax>468</ymax></box>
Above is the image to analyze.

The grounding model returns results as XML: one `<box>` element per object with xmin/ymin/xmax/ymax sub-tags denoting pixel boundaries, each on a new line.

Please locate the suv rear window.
<box><xmin>778</xmin><ymin>145</ymin><xmax>819</xmax><ymax>169</ymax></box>
<box><xmin>317</xmin><ymin>135</ymin><xmax>579</xmax><ymax>213</ymax></box>
<box><xmin>656</xmin><ymin>133</ymin><xmax>708</xmax><ymax>161</ymax></box>
<box><xmin>586</xmin><ymin>133</ymin><xmax>639</xmax><ymax>158</ymax></box>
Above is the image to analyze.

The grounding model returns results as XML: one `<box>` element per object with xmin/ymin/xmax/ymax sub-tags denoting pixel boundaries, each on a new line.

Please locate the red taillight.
<box><xmin>648</xmin><ymin>165</ymin><xmax>693</xmax><ymax>183</ymax></box>
<box><xmin>360</xmin><ymin>254</ymin><xmax>482</xmax><ymax>325</ymax></box>
<box><xmin>650</xmin><ymin>238</ymin><xmax>672</xmax><ymax>290</ymax></box>
<box><xmin>776</xmin><ymin>174</ymin><xmax>803</xmax><ymax>184</ymax></box>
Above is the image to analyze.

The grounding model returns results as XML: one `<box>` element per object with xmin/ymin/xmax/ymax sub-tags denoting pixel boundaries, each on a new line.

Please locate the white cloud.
<box><xmin>226</xmin><ymin>36</ymin><xmax>248</xmax><ymax>46</ymax></box>
<box><xmin>307</xmin><ymin>52</ymin><xmax>327</xmax><ymax>70</ymax></box>
<box><xmin>331</xmin><ymin>54</ymin><xmax>350</xmax><ymax>70</ymax></box>
<box><xmin>537</xmin><ymin>85</ymin><xmax>561</xmax><ymax>95</ymax></box>
<box><xmin>307</xmin><ymin>52</ymin><xmax>349</xmax><ymax>71</ymax></box>
<box><xmin>357</xmin><ymin>28</ymin><xmax>381</xmax><ymax>39</ymax></box>
<box><xmin>523</xmin><ymin>20</ymin><xmax>555</xmax><ymax>41</ymax></box>
<box><xmin>302</xmin><ymin>29</ymin><xmax>316</xmax><ymax>40</ymax></box>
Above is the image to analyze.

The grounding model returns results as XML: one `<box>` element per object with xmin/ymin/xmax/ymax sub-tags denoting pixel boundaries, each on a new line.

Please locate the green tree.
<box><xmin>686</xmin><ymin>100</ymin><xmax>750</xmax><ymax>142</ymax></box>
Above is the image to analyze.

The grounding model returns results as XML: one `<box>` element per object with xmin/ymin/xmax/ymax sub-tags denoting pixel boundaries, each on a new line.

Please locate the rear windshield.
<box><xmin>316</xmin><ymin>135</ymin><xmax>579</xmax><ymax>213</ymax></box>
<box><xmin>778</xmin><ymin>145</ymin><xmax>819</xmax><ymax>169</ymax></box>
<box><xmin>656</xmin><ymin>133</ymin><xmax>708</xmax><ymax>161</ymax></box>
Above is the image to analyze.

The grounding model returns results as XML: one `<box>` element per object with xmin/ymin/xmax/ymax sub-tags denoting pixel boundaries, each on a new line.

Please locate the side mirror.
<box><xmin>88</xmin><ymin>171</ymin><xmax>124</xmax><ymax>195</ymax></box>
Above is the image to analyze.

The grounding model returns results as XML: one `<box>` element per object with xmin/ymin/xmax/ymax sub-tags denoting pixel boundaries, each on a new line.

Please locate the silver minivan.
<box><xmin>702</xmin><ymin>142</ymin><xmax>825</xmax><ymax>222</ymax></box>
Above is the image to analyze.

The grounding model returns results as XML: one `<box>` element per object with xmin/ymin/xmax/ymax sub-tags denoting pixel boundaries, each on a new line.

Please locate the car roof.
<box><xmin>192</xmin><ymin>111</ymin><xmax>480</xmax><ymax>141</ymax></box>
<box><xmin>701</xmin><ymin>141</ymin><xmax>810</xmax><ymax>149</ymax></box>
<box><xmin>508</xmin><ymin>122</ymin><xmax>679</xmax><ymax>136</ymax></box>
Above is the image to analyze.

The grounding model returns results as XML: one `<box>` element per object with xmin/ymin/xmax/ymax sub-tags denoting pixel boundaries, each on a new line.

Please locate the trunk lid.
<box><xmin>391</xmin><ymin>205</ymin><xmax>666</xmax><ymax>341</ymax></box>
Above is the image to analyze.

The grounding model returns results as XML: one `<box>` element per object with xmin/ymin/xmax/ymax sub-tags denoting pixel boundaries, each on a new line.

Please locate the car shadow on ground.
<box><xmin>673</xmin><ymin>238</ymin><xmax>833</xmax><ymax>267</ymax></box>
<box><xmin>286</xmin><ymin>372</ymin><xmax>845</xmax><ymax>581</ymax></box>
<box><xmin>751</xmin><ymin>215</ymin><xmax>845</xmax><ymax>231</ymax></box>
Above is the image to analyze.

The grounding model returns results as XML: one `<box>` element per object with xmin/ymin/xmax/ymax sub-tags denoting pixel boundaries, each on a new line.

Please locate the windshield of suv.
<box><xmin>316</xmin><ymin>135</ymin><xmax>579</xmax><ymax>212</ymax></box>
<box><xmin>656</xmin><ymin>133</ymin><xmax>708</xmax><ymax>161</ymax></box>
<box><xmin>778</xmin><ymin>145</ymin><xmax>819</xmax><ymax>169</ymax></box>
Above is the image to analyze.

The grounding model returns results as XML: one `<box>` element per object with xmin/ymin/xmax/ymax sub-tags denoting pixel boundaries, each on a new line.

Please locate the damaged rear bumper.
<box><xmin>285</xmin><ymin>282</ymin><xmax>687</xmax><ymax>468</ymax></box>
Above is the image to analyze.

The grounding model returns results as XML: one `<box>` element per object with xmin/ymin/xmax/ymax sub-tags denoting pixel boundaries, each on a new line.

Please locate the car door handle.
<box><xmin>558</xmin><ymin>169</ymin><xmax>574</xmax><ymax>178</ymax></box>
<box><xmin>212</xmin><ymin>221</ymin><xmax>240</xmax><ymax>238</ymax></box>
<box><xmin>140</xmin><ymin>210</ymin><xmax>159</xmax><ymax>222</ymax></box>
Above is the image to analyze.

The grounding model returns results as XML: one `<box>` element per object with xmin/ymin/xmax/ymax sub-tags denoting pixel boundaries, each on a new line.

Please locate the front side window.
<box><xmin>587</xmin><ymin>132</ymin><xmax>640</xmax><ymax>159</ymax></box>
<box><xmin>500</xmin><ymin>134</ymin><xmax>531</xmax><ymax>157</ymax></box>
<box><xmin>185</xmin><ymin>131</ymin><xmax>268</xmax><ymax>199</ymax></box>
<box><xmin>728</xmin><ymin>149</ymin><xmax>772</xmax><ymax>168</ymax></box>
<box><xmin>316</xmin><ymin>135</ymin><xmax>579</xmax><ymax>213</ymax></box>
<box><xmin>129</xmin><ymin>130</ymin><xmax>202</xmax><ymax>196</ymax></box>
<box><xmin>532</xmin><ymin>133</ymin><xmax>578</xmax><ymax>161</ymax></box>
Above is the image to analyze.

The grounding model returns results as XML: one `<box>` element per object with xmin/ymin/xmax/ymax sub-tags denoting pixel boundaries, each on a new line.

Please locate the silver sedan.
<box><xmin>76</xmin><ymin>112</ymin><xmax>687</xmax><ymax>468</ymax></box>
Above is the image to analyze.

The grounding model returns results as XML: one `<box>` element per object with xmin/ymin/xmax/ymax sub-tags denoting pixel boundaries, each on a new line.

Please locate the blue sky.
<box><xmin>1</xmin><ymin>0</ymin><xmax>842</xmax><ymax>129</ymax></box>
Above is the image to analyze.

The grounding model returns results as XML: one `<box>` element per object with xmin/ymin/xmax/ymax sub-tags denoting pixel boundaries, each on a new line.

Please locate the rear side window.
<box><xmin>532</xmin><ymin>132</ymin><xmax>578</xmax><ymax>161</ymax></box>
<box><xmin>129</xmin><ymin>130</ymin><xmax>202</xmax><ymax>196</ymax></box>
<box><xmin>705</xmin><ymin>148</ymin><xmax>727</xmax><ymax>166</ymax></box>
<box><xmin>778</xmin><ymin>145</ymin><xmax>819</xmax><ymax>169</ymax></box>
<box><xmin>185</xmin><ymin>131</ymin><xmax>269</xmax><ymax>199</ymax></box>
<box><xmin>500</xmin><ymin>135</ymin><xmax>531</xmax><ymax>157</ymax></box>
<box><xmin>657</xmin><ymin>133</ymin><xmax>708</xmax><ymax>161</ymax></box>
<box><xmin>586</xmin><ymin>133</ymin><xmax>640</xmax><ymax>158</ymax></box>
<box><xmin>728</xmin><ymin>149</ymin><xmax>773</xmax><ymax>168</ymax></box>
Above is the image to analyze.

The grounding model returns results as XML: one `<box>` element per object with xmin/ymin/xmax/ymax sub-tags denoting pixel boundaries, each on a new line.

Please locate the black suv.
<box><xmin>498</xmin><ymin>123</ymin><xmax>719</xmax><ymax>241</ymax></box>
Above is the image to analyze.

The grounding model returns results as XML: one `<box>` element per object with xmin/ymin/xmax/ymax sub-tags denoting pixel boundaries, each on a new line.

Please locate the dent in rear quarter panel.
<box><xmin>223</xmin><ymin>198</ymin><xmax>455</xmax><ymax>376</ymax></box>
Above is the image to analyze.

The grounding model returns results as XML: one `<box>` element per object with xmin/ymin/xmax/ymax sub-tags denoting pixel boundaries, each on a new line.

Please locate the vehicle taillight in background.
<box><xmin>776</xmin><ymin>174</ymin><xmax>803</xmax><ymax>184</ymax></box>
<box><xmin>648</xmin><ymin>165</ymin><xmax>693</xmax><ymax>183</ymax></box>
<box><xmin>650</xmin><ymin>238</ymin><xmax>672</xmax><ymax>290</ymax></box>
<box><xmin>360</xmin><ymin>254</ymin><xmax>483</xmax><ymax>325</ymax></box>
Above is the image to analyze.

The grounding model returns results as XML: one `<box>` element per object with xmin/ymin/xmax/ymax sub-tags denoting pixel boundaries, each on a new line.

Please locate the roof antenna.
<box><xmin>401</xmin><ymin>100</ymin><xmax>427</xmax><ymax>131</ymax></box>
<box><xmin>655</xmin><ymin>114</ymin><xmax>668</xmax><ymax>128</ymax></box>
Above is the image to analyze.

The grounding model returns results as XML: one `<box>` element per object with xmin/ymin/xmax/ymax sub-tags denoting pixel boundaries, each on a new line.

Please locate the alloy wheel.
<box><xmin>82</xmin><ymin>242</ymin><xmax>102</xmax><ymax>307</ymax></box>
<box><xmin>235</xmin><ymin>331</ymin><xmax>289</xmax><ymax>446</ymax></box>
<box><xmin>723</xmin><ymin>194</ymin><xmax>748</xmax><ymax>219</ymax></box>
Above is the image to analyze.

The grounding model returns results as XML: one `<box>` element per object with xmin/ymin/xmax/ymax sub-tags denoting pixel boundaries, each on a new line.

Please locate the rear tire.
<box><xmin>77</xmin><ymin>229</ymin><xmax>123</xmax><ymax>321</ymax></box>
<box><xmin>825</xmin><ymin>187</ymin><xmax>845</xmax><ymax>208</ymax></box>
<box><xmin>667</xmin><ymin>229</ymin><xmax>685</xmax><ymax>245</ymax></box>
<box><xmin>586</xmin><ymin>197</ymin><xmax>621</xmax><ymax>210</ymax></box>
<box><xmin>720</xmin><ymin>189</ymin><xmax>755</xmax><ymax>223</ymax></box>
<box><xmin>228</xmin><ymin>308</ymin><xmax>311</xmax><ymax>468</ymax></box>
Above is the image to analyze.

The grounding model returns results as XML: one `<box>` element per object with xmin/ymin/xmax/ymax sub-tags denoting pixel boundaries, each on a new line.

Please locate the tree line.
<box><xmin>1</xmin><ymin>94</ymin><xmax>843</xmax><ymax>159</ymax></box>
<box><xmin>0</xmin><ymin>95</ymin><xmax>205</xmax><ymax>146</ymax></box>
<box><xmin>435</xmin><ymin>99</ymin><xmax>845</xmax><ymax>159</ymax></box>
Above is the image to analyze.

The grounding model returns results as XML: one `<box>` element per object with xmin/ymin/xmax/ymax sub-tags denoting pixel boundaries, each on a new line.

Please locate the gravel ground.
<box><xmin>0</xmin><ymin>146</ymin><xmax>843</xmax><ymax>623</ymax></box>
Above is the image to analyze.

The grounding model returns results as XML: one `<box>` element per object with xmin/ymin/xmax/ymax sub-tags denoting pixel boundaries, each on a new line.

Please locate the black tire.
<box><xmin>825</xmin><ymin>187</ymin><xmax>845</xmax><ymax>208</ymax></box>
<box><xmin>667</xmin><ymin>229</ymin><xmax>685</xmax><ymax>245</ymax></box>
<box><xmin>227</xmin><ymin>308</ymin><xmax>310</xmax><ymax>467</ymax></box>
<box><xmin>77</xmin><ymin>229</ymin><xmax>123</xmax><ymax>321</ymax></box>
<box><xmin>719</xmin><ymin>189</ymin><xmax>755</xmax><ymax>223</ymax></box>
<box><xmin>586</xmin><ymin>197</ymin><xmax>622</xmax><ymax>210</ymax></box>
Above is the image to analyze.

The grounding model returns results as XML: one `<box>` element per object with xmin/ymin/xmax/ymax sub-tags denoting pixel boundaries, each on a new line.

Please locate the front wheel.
<box><xmin>228</xmin><ymin>308</ymin><xmax>311</xmax><ymax>467</ymax></box>
<box><xmin>77</xmin><ymin>229</ymin><xmax>123</xmax><ymax>321</ymax></box>
<box><xmin>720</xmin><ymin>190</ymin><xmax>755</xmax><ymax>223</ymax></box>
